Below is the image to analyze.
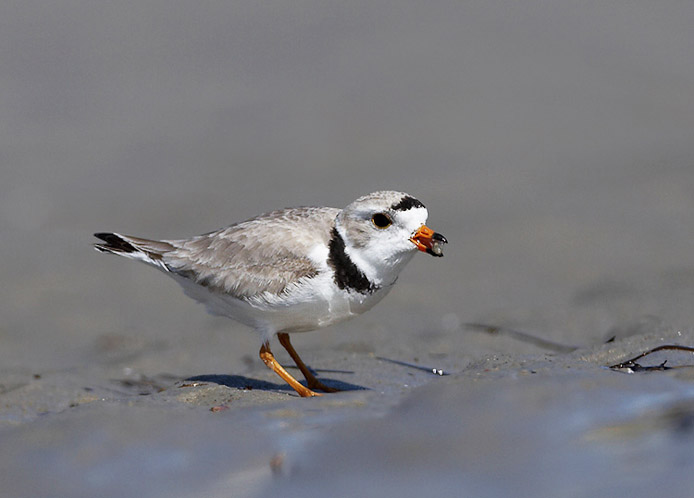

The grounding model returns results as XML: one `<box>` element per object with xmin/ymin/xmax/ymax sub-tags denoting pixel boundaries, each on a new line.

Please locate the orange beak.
<box><xmin>410</xmin><ymin>225</ymin><xmax>448</xmax><ymax>257</ymax></box>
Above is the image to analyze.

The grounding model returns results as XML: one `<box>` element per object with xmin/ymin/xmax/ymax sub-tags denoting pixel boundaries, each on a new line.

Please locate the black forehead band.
<box><xmin>390</xmin><ymin>195</ymin><xmax>425</xmax><ymax>211</ymax></box>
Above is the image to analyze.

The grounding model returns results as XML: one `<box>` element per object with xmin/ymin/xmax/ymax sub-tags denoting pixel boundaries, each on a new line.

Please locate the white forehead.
<box><xmin>394</xmin><ymin>206</ymin><xmax>429</xmax><ymax>231</ymax></box>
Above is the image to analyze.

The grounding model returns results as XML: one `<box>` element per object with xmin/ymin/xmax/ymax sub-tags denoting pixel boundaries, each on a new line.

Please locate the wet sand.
<box><xmin>3</xmin><ymin>326</ymin><xmax>694</xmax><ymax>497</ymax></box>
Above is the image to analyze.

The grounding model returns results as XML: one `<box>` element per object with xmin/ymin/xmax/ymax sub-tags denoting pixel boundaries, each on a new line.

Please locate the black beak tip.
<box><xmin>433</xmin><ymin>232</ymin><xmax>448</xmax><ymax>244</ymax></box>
<box><xmin>426</xmin><ymin>248</ymin><xmax>444</xmax><ymax>257</ymax></box>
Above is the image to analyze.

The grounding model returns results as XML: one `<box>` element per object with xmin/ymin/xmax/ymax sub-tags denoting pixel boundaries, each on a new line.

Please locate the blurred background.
<box><xmin>1</xmin><ymin>0</ymin><xmax>693</xmax><ymax>372</ymax></box>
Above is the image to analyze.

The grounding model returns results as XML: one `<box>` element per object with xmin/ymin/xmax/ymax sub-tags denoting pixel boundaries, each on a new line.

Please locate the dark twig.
<box><xmin>610</xmin><ymin>360</ymin><xmax>670</xmax><ymax>373</ymax></box>
<box><xmin>609</xmin><ymin>344</ymin><xmax>694</xmax><ymax>371</ymax></box>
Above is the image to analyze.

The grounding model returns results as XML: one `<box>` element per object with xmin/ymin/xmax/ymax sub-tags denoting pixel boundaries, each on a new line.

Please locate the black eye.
<box><xmin>371</xmin><ymin>212</ymin><xmax>392</xmax><ymax>229</ymax></box>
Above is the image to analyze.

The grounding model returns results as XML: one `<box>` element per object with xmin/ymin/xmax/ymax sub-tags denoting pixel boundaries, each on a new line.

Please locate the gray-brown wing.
<box><xmin>162</xmin><ymin>206</ymin><xmax>339</xmax><ymax>299</ymax></box>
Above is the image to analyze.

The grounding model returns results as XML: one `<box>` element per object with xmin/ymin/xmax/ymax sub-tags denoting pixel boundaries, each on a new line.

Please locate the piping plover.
<box><xmin>94</xmin><ymin>190</ymin><xmax>447</xmax><ymax>397</ymax></box>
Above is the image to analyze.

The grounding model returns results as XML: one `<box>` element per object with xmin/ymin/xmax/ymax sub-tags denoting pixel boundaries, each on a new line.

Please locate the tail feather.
<box><xmin>94</xmin><ymin>232</ymin><xmax>138</xmax><ymax>253</ymax></box>
<box><xmin>93</xmin><ymin>232</ymin><xmax>174</xmax><ymax>269</ymax></box>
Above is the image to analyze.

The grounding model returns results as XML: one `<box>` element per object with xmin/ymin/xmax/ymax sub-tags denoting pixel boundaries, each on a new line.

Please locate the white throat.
<box><xmin>335</xmin><ymin>223</ymin><xmax>416</xmax><ymax>288</ymax></box>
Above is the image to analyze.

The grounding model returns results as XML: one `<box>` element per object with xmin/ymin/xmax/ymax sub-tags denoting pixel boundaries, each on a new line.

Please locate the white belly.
<box><xmin>172</xmin><ymin>272</ymin><xmax>393</xmax><ymax>337</ymax></box>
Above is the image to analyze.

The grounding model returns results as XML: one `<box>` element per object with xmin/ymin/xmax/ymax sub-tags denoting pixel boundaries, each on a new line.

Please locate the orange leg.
<box><xmin>259</xmin><ymin>342</ymin><xmax>321</xmax><ymax>397</ymax></box>
<box><xmin>278</xmin><ymin>333</ymin><xmax>340</xmax><ymax>393</ymax></box>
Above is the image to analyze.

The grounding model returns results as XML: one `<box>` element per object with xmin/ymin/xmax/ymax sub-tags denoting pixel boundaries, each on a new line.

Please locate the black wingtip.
<box><xmin>94</xmin><ymin>232</ymin><xmax>111</xmax><ymax>241</ymax></box>
<box><xmin>93</xmin><ymin>232</ymin><xmax>136</xmax><ymax>253</ymax></box>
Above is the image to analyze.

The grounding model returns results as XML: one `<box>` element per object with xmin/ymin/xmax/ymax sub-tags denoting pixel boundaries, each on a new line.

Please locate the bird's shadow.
<box><xmin>186</xmin><ymin>373</ymin><xmax>366</xmax><ymax>394</ymax></box>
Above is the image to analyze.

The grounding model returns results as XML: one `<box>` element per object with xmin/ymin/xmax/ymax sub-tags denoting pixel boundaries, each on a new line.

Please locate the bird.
<box><xmin>93</xmin><ymin>190</ymin><xmax>447</xmax><ymax>397</ymax></box>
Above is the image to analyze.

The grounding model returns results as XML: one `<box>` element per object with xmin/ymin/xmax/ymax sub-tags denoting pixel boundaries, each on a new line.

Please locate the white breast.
<box><xmin>172</xmin><ymin>264</ymin><xmax>394</xmax><ymax>339</ymax></box>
